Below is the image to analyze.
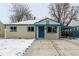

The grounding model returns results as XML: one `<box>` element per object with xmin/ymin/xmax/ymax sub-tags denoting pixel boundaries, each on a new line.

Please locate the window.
<box><xmin>10</xmin><ymin>26</ymin><xmax>17</xmax><ymax>32</ymax></box>
<box><xmin>28</xmin><ymin>26</ymin><xmax>34</xmax><ymax>32</ymax></box>
<box><xmin>47</xmin><ymin>27</ymin><xmax>52</xmax><ymax>32</ymax></box>
<box><xmin>47</xmin><ymin>26</ymin><xmax>57</xmax><ymax>33</ymax></box>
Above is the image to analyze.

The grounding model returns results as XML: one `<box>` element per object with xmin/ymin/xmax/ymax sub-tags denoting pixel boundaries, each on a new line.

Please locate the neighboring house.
<box><xmin>68</xmin><ymin>20</ymin><xmax>79</xmax><ymax>27</ymax></box>
<box><xmin>61</xmin><ymin>19</ymin><xmax>79</xmax><ymax>38</ymax></box>
<box><xmin>0</xmin><ymin>21</ymin><xmax>4</xmax><ymax>37</ymax></box>
<box><xmin>5</xmin><ymin>18</ymin><xmax>62</xmax><ymax>39</ymax></box>
<box><xmin>68</xmin><ymin>20</ymin><xmax>79</xmax><ymax>38</ymax></box>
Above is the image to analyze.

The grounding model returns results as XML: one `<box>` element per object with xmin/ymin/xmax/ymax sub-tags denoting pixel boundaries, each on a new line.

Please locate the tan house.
<box><xmin>0</xmin><ymin>21</ymin><xmax>4</xmax><ymax>37</ymax></box>
<box><xmin>5</xmin><ymin>18</ymin><xmax>62</xmax><ymax>39</ymax></box>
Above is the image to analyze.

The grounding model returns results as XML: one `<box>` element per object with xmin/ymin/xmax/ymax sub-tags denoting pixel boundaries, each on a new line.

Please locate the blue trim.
<box><xmin>34</xmin><ymin>24</ymin><xmax>63</xmax><ymax>26</ymax></box>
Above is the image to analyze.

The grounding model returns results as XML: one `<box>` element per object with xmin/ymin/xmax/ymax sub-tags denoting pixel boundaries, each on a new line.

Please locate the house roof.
<box><xmin>68</xmin><ymin>20</ymin><xmax>79</xmax><ymax>27</ymax></box>
<box><xmin>5</xmin><ymin>18</ymin><xmax>60</xmax><ymax>25</ymax></box>
<box><xmin>9</xmin><ymin>20</ymin><xmax>40</xmax><ymax>24</ymax></box>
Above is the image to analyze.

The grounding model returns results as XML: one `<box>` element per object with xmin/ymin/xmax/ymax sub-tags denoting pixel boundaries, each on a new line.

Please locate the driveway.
<box><xmin>23</xmin><ymin>39</ymin><xmax>79</xmax><ymax>56</ymax></box>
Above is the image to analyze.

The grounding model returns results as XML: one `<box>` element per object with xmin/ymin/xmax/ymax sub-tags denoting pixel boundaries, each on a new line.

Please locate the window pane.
<box><xmin>47</xmin><ymin>26</ymin><xmax>57</xmax><ymax>33</ymax></box>
<box><xmin>10</xmin><ymin>27</ymin><xmax>13</xmax><ymax>29</ymax></box>
<box><xmin>31</xmin><ymin>27</ymin><xmax>34</xmax><ymax>31</ymax></box>
<box><xmin>14</xmin><ymin>27</ymin><xmax>17</xmax><ymax>32</ymax></box>
<box><xmin>14</xmin><ymin>27</ymin><xmax>16</xmax><ymax>29</ymax></box>
<box><xmin>28</xmin><ymin>27</ymin><xmax>30</xmax><ymax>31</ymax></box>
<box><xmin>10</xmin><ymin>27</ymin><xmax>13</xmax><ymax>32</ymax></box>
<box><xmin>10</xmin><ymin>26</ymin><xmax>17</xmax><ymax>32</ymax></box>
<box><xmin>52</xmin><ymin>27</ymin><xmax>57</xmax><ymax>33</ymax></box>
<box><xmin>28</xmin><ymin>26</ymin><xmax>34</xmax><ymax>32</ymax></box>
<box><xmin>47</xmin><ymin>27</ymin><xmax>52</xmax><ymax>33</ymax></box>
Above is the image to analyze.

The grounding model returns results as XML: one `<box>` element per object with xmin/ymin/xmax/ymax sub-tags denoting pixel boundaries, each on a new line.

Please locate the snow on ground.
<box><xmin>0</xmin><ymin>38</ymin><xmax>35</xmax><ymax>56</ymax></box>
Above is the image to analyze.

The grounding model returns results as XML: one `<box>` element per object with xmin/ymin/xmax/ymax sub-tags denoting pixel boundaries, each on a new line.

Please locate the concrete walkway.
<box><xmin>23</xmin><ymin>39</ymin><xmax>79</xmax><ymax>56</ymax></box>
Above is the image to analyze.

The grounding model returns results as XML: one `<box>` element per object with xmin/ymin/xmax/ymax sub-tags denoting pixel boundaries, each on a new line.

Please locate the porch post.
<box><xmin>35</xmin><ymin>26</ymin><xmax>37</xmax><ymax>39</ymax></box>
<box><xmin>59</xmin><ymin>26</ymin><xmax>61</xmax><ymax>39</ymax></box>
<box><xmin>69</xmin><ymin>28</ymin><xmax>70</xmax><ymax>38</ymax></box>
<box><xmin>4</xmin><ymin>29</ymin><xmax>6</xmax><ymax>40</ymax></box>
<box><xmin>73</xmin><ymin>28</ymin><xmax>75</xmax><ymax>39</ymax></box>
<box><xmin>75</xmin><ymin>27</ymin><xmax>77</xmax><ymax>38</ymax></box>
<box><xmin>57</xmin><ymin>26</ymin><xmax>61</xmax><ymax>39</ymax></box>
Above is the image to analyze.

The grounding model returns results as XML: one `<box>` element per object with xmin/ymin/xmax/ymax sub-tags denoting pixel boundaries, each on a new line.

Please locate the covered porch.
<box><xmin>34</xmin><ymin>24</ymin><xmax>62</xmax><ymax>40</ymax></box>
<box><xmin>33</xmin><ymin>18</ymin><xmax>63</xmax><ymax>40</ymax></box>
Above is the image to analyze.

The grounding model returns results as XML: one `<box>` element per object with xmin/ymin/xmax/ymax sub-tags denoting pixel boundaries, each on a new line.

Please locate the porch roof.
<box><xmin>5</xmin><ymin>20</ymin><xmax>40</xmax><ymax>25</ymax></box>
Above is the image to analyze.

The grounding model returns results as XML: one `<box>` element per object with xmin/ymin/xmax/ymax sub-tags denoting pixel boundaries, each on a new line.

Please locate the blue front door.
<box><xmin>38</xmin><ymin>26</ymin><xmax>44</xmax><ymax>38</ymax></box>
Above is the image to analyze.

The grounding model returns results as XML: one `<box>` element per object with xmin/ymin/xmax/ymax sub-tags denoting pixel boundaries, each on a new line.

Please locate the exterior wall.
<box><xmin>45</xmin><ymin>26</ymin><xmax>60</xmax><ymax>40</ymax></box>
<box><xmin>36</xmin><ymin>26</ymin><xmax>60</xmax><ymax>40</ymax></box>
<box><xmin>5</xmin><ymin>24</ymin><xmax>60</xmax><ymax>39</ymax></box>
<box><xmin>5</xmin><ymin>25</ymin><xmax>35</xmax><ymax>39</ymax></box>
<box><xmin>0</xmin><ymin>22</ymin><xmax>4</xmax><ymax>37</ymax></box>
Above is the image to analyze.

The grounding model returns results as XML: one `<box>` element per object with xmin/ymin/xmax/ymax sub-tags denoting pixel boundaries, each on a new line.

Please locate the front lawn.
<box><xmin>0</xmin><ymin>38</ymin><xmax>35</xmax><ymax>56</ymax></box>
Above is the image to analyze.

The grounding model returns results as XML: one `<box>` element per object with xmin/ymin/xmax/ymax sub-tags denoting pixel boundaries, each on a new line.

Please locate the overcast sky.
<box><xmin>0</xmin><ymin>3</ymin><xmax>79</xmax><ymax>23</ymax></box>
<box><xmin>0</xmin><ymin>3</ymin><xmax>50</xmax><ymax>23</ymax></box>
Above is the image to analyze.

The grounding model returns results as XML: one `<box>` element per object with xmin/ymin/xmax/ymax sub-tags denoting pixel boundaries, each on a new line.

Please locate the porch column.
<box><xmin>75</xmin><ymin>27</ymin><xmax>77</xmax><ymax>38</ymax></box>
<box><xmin>72</xmin><ymin>28</ymin><xmax>75</xmax><ymax>39</ymax></box>
<box><xmin>69</xmin><ymin>28</ymin><xmax>70</xmax><ymax>38</ymax></box>
<box><xmin>4</xmin><ymin>29</ymin><xmax>7</xmax><ymax>39</ymax></box>
<box><xmin>35</xmin><ymin>26</ymin><xmax>37</xmax><ymax>39</ymax></box>
<box><xmin>57</xmin><ymin>26</ymin><xmax>61</xmax><ymax>39</ymax></box>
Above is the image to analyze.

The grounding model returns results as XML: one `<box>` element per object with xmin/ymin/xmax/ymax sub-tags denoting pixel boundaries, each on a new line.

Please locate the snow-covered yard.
<box><xmin>0</xmin><ymin>38</ymin><xmax>35</xmax><ymax>56</ymax></box>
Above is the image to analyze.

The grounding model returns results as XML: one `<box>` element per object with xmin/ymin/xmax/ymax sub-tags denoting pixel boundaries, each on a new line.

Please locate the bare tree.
<box><xmin>48</xmin><ymin>3</ymin><xmax>79</xmax><ymax>26</ymax></box>
<box><xmin>10</xmin><ymin>3</ymin><xmax>33</xmax><ymax>23</ymax></box>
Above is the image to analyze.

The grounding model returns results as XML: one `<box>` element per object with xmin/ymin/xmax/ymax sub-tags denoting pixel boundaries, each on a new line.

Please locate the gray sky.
<box><xmin>0</xmin><ymin>3</ymin><xmax>79</xmax><ymax>23</ymax></box>
<box><xmin>0</xmin><ymin>3</ymin><xmax>50</xmax><ymax>23</ymax></box>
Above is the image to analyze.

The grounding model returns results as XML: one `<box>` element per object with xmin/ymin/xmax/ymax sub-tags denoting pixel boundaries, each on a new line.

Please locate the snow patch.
<box><xmin>0</xmin><ymin>38</ymin><xmax>35</xmax><ymax>56</ymax></box>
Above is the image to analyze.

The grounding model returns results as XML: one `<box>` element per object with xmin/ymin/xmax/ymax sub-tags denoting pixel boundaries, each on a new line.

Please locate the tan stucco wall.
<box><xmin>6</xmin><ymin>25</ymin><xmax>35</xmax><ymax>39</ymax></box>
<box><xmin>0</xmin><ymin>22</ymin><xmax>4</xmax><ymax>37</ymax></box>
<box><xmin>5</xmin><ymin>25</ymin><xmax>60</xmax><ymax>39</ymax></box>
<box><xmin>45</xmin><ymin>33</ymin><xmax>58</xmax><ymax>40</ymax></box>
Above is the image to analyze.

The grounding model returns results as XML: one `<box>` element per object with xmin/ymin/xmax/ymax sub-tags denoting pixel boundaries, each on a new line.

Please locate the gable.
<box><xmin>34</xmin><ymin>18</ymin><xmax>60</xmax><ymax>25</ymax></box>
